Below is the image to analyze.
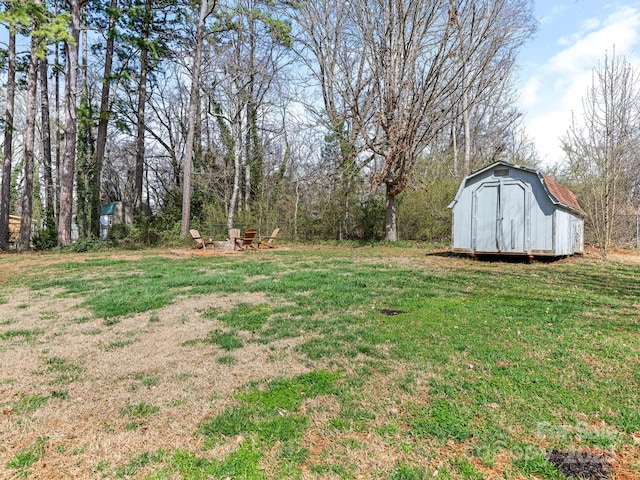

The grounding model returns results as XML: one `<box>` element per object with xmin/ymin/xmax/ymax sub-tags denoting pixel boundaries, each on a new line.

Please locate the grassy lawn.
<box><xmin>0</xmin><ymin>245</ymin><xmax>638</xmax><ymax>479</ymax></box>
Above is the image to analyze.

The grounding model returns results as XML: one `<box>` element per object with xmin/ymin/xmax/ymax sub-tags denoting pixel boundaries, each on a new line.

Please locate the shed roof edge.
<box><xmin>448</xmin><ymin>161</ymin><xmax>584</xmax><ymax>217</ymax></box>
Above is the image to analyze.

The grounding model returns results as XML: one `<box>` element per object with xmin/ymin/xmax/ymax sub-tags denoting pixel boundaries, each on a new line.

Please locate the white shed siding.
<box><xmin>528</xmin><ymin>173</ymin><xmax>555</xmax><ymax>253</ymax></box>
<box><xmin>452</xmin><ymin>200</ymin><xmax>471</xmax><ymax>250</ymax></box>
<box><xmin>529</xmin><ymin>196</ymin><xmax>552</xmax><ymax>252</ymax></box>
<box><xmin>451</xmin><ymin>174</ymin><xmax>479</xmax><ymax>251</ymax></box>
<box><xmin>553</xmin><ymin>209</ymin><xmax>583</xmax><ymax>256</ymax></box>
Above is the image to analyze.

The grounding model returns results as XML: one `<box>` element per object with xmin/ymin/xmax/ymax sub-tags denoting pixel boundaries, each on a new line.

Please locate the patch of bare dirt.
<box><xmin>608</xmin><ymin>252</ymin><xmax>640</xmax><ymax>265</ymax></box>
<box><xmin>610</xmin><ymin>443</ymin><xmax>640</xmax><ymax>480</ymax></box>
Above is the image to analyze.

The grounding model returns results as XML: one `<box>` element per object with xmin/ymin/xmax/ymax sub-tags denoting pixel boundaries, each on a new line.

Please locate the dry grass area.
<box><xmin>0</xmin><ymin>251</ymin><xmax>309</xmax><ymax>478</ymax></box>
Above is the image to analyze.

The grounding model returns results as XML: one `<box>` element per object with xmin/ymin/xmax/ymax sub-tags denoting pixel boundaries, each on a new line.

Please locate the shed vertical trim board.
<box><xmin>552</xmin><ymin>209</ymin><xmax>557</xmax><ymax>255</ymax></box>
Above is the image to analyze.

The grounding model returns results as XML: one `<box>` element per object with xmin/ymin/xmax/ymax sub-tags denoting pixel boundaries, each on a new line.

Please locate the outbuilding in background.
<box><xmin>100</xmin><ymin>201</ymin><xmax>133</xmax><ymax>240</ymax></box>
<box><xmin>448</xmin><ymin>161</ymin><xmax>584</xmax><ymax>257</ymax></box>
<box><xmin>7</xmin><ymin>215</ymin><xmax>37</xmax><ymax>247</ymax></box>
<box><xmin>8</xmin><ymin>215</ymin><xmax>21</xmax><ymax>244</ymax></box>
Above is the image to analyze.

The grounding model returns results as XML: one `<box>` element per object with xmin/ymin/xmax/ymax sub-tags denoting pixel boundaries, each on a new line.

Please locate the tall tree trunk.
<box><xmin>227</xmin><ymin>118</ymin><xmax>242</xmax><ymax>231</ymax></box>
<box><xmin>19</xmin><ymin>42</ymin><xmax>40</xmax><ymax>251</ymax></box>
<box><xmin>54</xmin><ymin>35</ymin><xmax>61</xmax><ymax>220</ymax></box>
<box><xmin>81</xmin><ymin>10</ymin><xmax>99</xmax><ymax>237</ymax></box>
<box><xmin>180</xmin><ymin>0</ymin><xmax>211</xmax><ymax>237</ymax></box>
<box><xmin>244</xmin><ymin>13</ymin><xmax>255</xmax><ymax>212</ymax></box>
<box><xmin>0</xmin><ymin>30</ymin><xmax>16</xmax><ymax>250</ymax></box>
<box><xmin>244</xmin><ymin>111</ymin><xmax>252</xmax><ymax>211</ymax></box>
<box><xmin>250</xmin><ymin>106</ymin><xmax>261</xmax><ymax>200</ymax></box>
<box><xmin>194</xmin><ymin>83</ymin><xmax>203</xmax><ymax>168</ymax></box>
<box><xmin>384</xmin><ymin>183</ymin><xmax>398</xmax><ymax>242</ymax></box>
<box><xmin>212</xmin><ymin>97</ymin><xmax>233</xmax><ymax>217</ymax></box>
<box><xmin>77</xmin><ymin>18</ymin><xmax>89</xmax><ymax>238</ymax></box>
<box><xmin>40</xmin><ymin>56</ymin><xmax>55</xmax><ymax>226</ymax></box>
<box><xmin>462</xmin><ymin>86</ymin><xmax>471</xmax><ymax>175</ymax></box>
<box><xmin>451</xmin><ymin>113</ymin><xmax>458</xmax><ymax>177</ymax></box>
<box><xmin>134</xmin><ymin>0</ymin><xmax>151</xmax><ymax>213</ymax></box>
<box><xmin>94</xmin><ymin>0</ymin><xmax>118</xmax><ymax>237</ymax></box>
<box><xmin>134</xmin><ymin>48</ymin><xmax>148</xmax><ymax>212</ymax></box>
<box><xmin>58</xmin><ymin>0</ymin><xmax>82</xmax><ymax>246</ymax></box>
<box><xmin>293</xmin><ymin>180</ymin><xmax>299</xmax><ymax>239</ymax></box>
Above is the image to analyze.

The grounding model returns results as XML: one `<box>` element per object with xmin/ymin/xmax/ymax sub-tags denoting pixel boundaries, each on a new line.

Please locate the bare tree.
<box><xmin>226</xmin><ymin>97</ymin><xmax>244</xmax><ymax>231</ymax></box>
<box><xmin>133</xmin><ymin>0</ymin><xmax>151</xmax><ymax>213</ymax></box>
<box><xmin>0</xmin><ymin>23</ymin><xmax>16</xmax><ymax>250</ymax></box>
<box><xmin>18</xmin><ymin>34</ymin><xmax>40</xmax><ymax>251</ymax></box>
<box><xmin>93</xmin><ymin>0</ymin><xmax>118</xmax><ymax>233</ymax></box>
<box><xmin>59</xmin><ymin>0</ymin><xmax>84</xmax><ymax>246</ymax></box>
<box><xmin>145</xmin><ymin>70</ymin><xmax>187</xmax><ymax>196</ymax></box>
<box><xmin>562</xmin><ymin>49</ymin><xmax>640</xmax><ymax>256</ymax></box>
<box><xmin>294</xmin><ymin>0</ymin><xmax>367</xmax><ymax>237</ymax></box>
<box><xmin>117</xmin><ymin>0</ymin><xmax>172</xmax><ymax>215</ymax></box>
<box><xmin>449</xmin><ymin>0</ymin><xmax>534</xmax><ymax>175</ymax></box>
<box><xmin>444</xmin><ymin>63</ymin><xmax>535</xmax><ymax>176</ymax></box>
<box><xmin>17</xmin><ymin>0</ymin><xmax>68</xmax><ymax>250</ymax></box>
<box><xmin>296</xmin><ymin>0</ymin><xmax>534</xmax><ymax>240</ymax></box>
<box><xmin>40</xmin><ymin>55</ymin><xmax>55</xmax><ymax>226</ymax></box>
<box><xmin>180</xmin><ymin>0</ymin><xmax>216</xmax><ymax>237</ymax></box>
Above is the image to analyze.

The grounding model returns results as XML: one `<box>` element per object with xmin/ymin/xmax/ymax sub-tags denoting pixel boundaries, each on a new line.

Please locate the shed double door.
<box><xmin>472</xmin><ymin>180</ymin><xmax>530</xmax><ymax>253</ymax></box>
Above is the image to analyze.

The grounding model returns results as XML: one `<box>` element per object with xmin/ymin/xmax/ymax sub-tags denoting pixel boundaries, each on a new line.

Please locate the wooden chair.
<box><xmin>258</xmin><ymin>228</ymin><xmax>280</xmax><ymax>249</ymax></box>
<box><xmin>234</xmin><ymin>228</ymin><xmax>257</xmax><ymax>250</ymax></box>
<box><xmin>228</xmin><ymin>228</ymin><xmax>240</xmax><ymax>247</ymax></box>
<box><xmin>190</xmin><ymin>229</ymin><xmax>214</xmax><ymax>249</ymax></box>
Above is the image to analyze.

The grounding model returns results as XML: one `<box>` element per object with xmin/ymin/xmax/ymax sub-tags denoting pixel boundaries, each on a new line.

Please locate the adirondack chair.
<box><xmin>190</xmin><ymin>229</ymin><xmax>214</xmax><ymax>249</ymax></box>
<box><xmin>258</xmin><ymin>228</ymin><xmax>280</xmax><ymax>249</ymax></box>
<box><xmin>234</xmin><ymin>228</ymin><xmax>258</xmax><ymax>251</ymax></box>
<box><xmin>228</xmin><ymin>228</ymin><xmax>240</xmax><ymax>247</ymax></box>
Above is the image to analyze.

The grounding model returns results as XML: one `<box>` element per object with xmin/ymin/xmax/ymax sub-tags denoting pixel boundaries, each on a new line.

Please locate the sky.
<box><xmin>516</xmin><ymin>0</ymin><xmax>640</xmax><ymax>168</ymax></box>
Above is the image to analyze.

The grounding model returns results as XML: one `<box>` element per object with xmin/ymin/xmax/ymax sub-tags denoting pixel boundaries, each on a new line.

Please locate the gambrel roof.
<box><xmin>540</xmin><ymin>173</ymin><xmax>584</xmax><ymax>214</ymax></box>
<box><xmin>449</xmin><ymin>161</ymin><xmax>584</xmax><ymax>216</ymax></box>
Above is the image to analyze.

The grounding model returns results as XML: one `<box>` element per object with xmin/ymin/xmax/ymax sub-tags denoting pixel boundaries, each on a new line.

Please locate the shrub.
<box><xmin>33</xmin><ymin>209</ymin><xmax>58</xmax><ymax>250</ymax></box>
<box><xmin>70</xmin><ymin>237</ymin><xmax>106</xmax><ymax>253</ymax></box>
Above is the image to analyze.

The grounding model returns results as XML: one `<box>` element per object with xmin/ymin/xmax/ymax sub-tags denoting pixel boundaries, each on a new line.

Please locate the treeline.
<box><xmin>0</xmin><ymin>0</ymin><xmax>540</xmax><ymax>250</ymax></box>
<box><xmin>560</xmin><ymin>50</ymin><xmax>640</xmax><ymax>255</ymax></box>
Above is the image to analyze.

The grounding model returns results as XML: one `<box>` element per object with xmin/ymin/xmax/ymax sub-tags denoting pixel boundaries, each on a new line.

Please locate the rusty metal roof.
<box><xmin>540</xmin><ymin>173</ymin><xmax>584</xmax><ymax>215</ymax></box>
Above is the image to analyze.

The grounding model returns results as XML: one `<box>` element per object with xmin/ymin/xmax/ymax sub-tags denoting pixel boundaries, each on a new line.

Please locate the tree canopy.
<box><xmin>12</xmin><ymin>0</ymin><xmax>627</xmax><ymax>250</ymax></box>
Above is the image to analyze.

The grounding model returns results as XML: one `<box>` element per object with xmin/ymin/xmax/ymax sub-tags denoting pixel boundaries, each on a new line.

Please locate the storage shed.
<box><xmin>8</xmin><ymin>215</ymin><xmax>21</xmax><ymax>244</ymax></box>
<box><xmin>448</xmin><ymin>161</ymin><xmax>584</xmax><ymax>257</ymax></box>
<box><xmin>7</xmin><ymin>215</ymin><xmax>37</xmax><ymax>246</ymax></box>
<box><xmin>99</xmin><ymin>201</ymin><xmax>133</xmax><ymax>240</ymax></box>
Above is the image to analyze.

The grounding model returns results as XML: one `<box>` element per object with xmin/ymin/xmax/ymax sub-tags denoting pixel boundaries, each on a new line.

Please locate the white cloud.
<box><xmin>520</xmin><ymin>76</ymin><xmax>541</xmax><ymax>109</ymax></box>
<box><xmin>579</xmin><ymin>17</ymin><xmax>602</xmax><ymax>32</ymax></box>
<box><xmin>540</xmin><ymin>4</ymin><xmax>567</xmax><ymax>26</ymax></box>
<box><xmin>549</xmin><ymin>7</ymin><xmax>640</xmax><ymax>75</ymax></box>
<box><xmin>527</xmin><ymin>113</ymin><xmax>568</xmax><ymax>164</ymax></box>
<box><xmin>558</xmin><ymin>17</ymin><xmax>602</xmax><ymax>46</ymax></box>
<box><xmin>521</xmin><ymin>4</ymin><xmax>640</xmax><ymax>167</ymax></box>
